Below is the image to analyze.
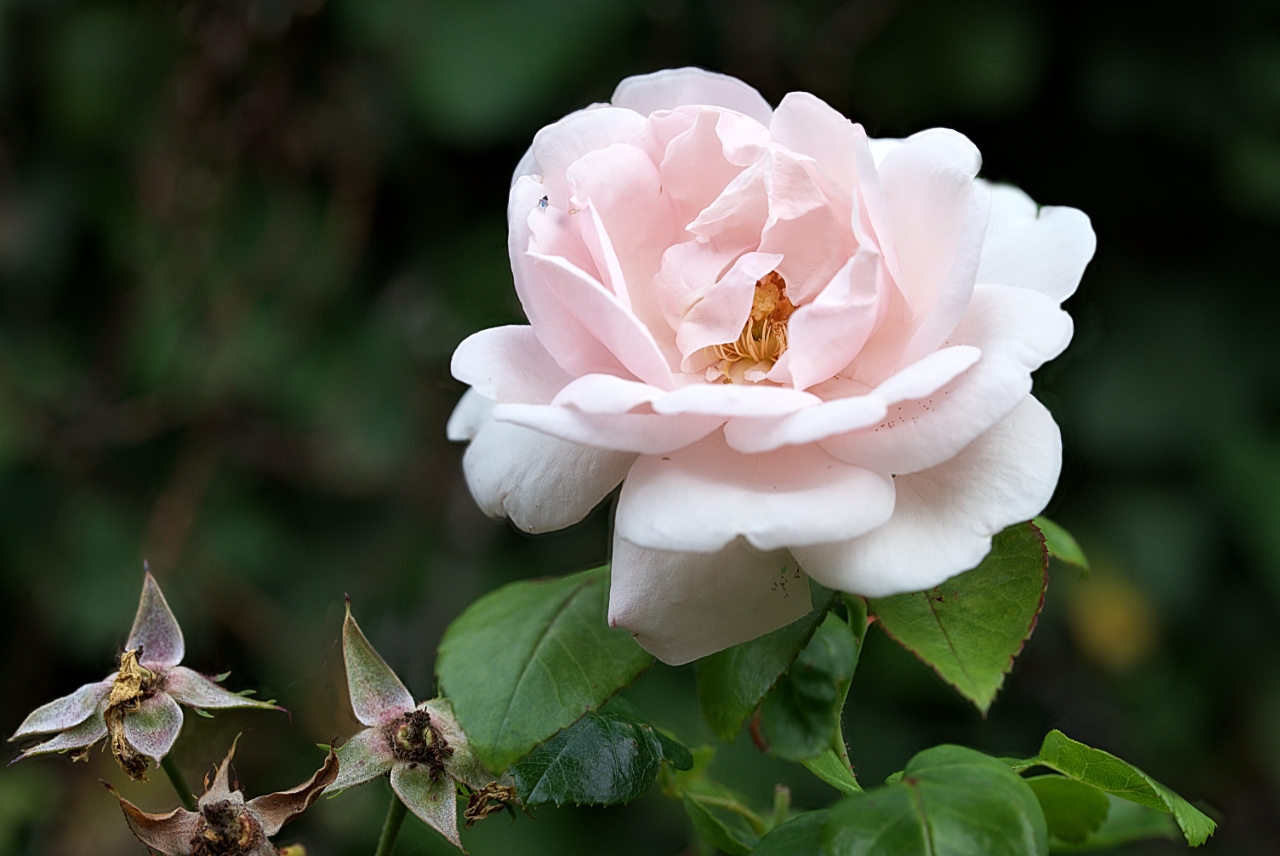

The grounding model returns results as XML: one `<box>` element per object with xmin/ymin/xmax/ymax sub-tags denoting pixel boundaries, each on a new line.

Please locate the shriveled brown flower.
<box><xmin>105</xmin><ymin>737</ymin><xmax>338</xmax><ymax>856</ymax></box>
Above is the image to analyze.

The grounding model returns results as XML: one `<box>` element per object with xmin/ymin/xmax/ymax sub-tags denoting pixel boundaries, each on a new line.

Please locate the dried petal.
<box><xmin>123</xmin><ymin>693</ymin><xmax>184</xmax><ymax>763</ymax></box>
<box><xmin>245</xmin><ymin>747</ymin><xmax>339</xmax><ymax>836</ymax></box>
<box><xmin>9</xmin><ymin>680</ymin><xmax>112</xmax><ymax>740</ymax></box>
<box><xmin>464</xmin><ymin>783</ymin><xmax>520</xmax><ymax>828</ymax></box>
<box><xmin>326</xmin><ymin>728</ymin><xmax>395</xmax><ymax>794</ymax></box>
<box><xmin>104</xmin><ymin>782</ymin><xmax>199</xmax><ymax>855</ymax></box>
<box><xmin>200</xmin><ymin>735</ymin><xmax>243</xmax><ymax>804</ymax></box>
<box><xmin>391</xmin><ymin>763</ymin><xmax>461</xmax><ymax>849</ymax></box>
<box><xmin>164</xmin><ymin>667</ymin><xmax>284</xmax><ymax>714</ymax></box>
<box><xmin>342</xmin><ymin>599</ymin><xmax>415</xmax><ymax>726</ymax></box>
<box><xmin>126</xmin><ymin>571</ymin><xmax>186</xmax><ymax>669</ymax></box>
<box><xmin>420</xmin><ymin>699</ymin><xmax>492</xmax><ymax>790</ymax></box>
<box><xmin>16</xmin><ymin>708</ymin><xmax>107</xmax><ymax>759</ymax></box>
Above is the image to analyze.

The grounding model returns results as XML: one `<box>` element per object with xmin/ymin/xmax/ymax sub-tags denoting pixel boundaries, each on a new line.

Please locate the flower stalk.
<box><xmin>160</xmin><ymin>753</ymin><xmax>198</xmax><ymax>812</ymax></box>
<box><xmin>373</xmin><ymin>791</ymin><xmax>408</xmax><ymax>856</ymax></box>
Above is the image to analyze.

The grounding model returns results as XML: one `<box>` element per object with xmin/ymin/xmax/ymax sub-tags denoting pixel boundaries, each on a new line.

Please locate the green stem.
<box><xmin>772</xmin><ymin>784</ymin><xmax>791</xmax><ymax>829</ymax></box>
<box><xmin>374</xmin><ymin>790</ymin><xmax>408</xmax><ymax>856</ymax></box>
<box><xmin>160</xmin><ymin>754</ymin><xmax>199</xmax><ymax>812</ymax></box>
<box><xmin>692</xmin><ymin>795</ymin><xmax>767</xmax><ymax>835</ymax></box>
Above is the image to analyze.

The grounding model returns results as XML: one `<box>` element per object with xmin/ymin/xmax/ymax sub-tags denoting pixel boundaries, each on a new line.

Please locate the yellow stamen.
<box><xmin>707</xmin><ymin>271</ymin><xmax>795</xmax><ymax>382</ymax></box>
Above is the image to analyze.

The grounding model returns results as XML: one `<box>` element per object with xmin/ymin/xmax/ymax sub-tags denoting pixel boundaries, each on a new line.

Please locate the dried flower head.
<box><xmin>9</xmin><ymin>568</ymin><xmax>283</xmax><ymax>779</ymax></box>
<box><xmin>324</xmin><ymin>598</ymin><xmax>506</xmax><ymax>850</ymax></box>
<box><xmin>106</xmin><ymin>736</ymin><xmax>338</xmax><ymax>856</ymax></box>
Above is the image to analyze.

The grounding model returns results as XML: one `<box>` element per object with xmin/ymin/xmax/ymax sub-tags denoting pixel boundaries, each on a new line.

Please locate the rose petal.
<box><xmin>867</xmin><ymin>128</ymin><xmax>987</xmax><ymax>369</ymax></box>
<box><xmin>510</xmin><ymin>176</ymin><xmax>634</xmax><ymax>381</ymax></box>
<box><xmin>527</xmin><ymin>250</ymin><xmax>675</xmax><ymax>389</ymax></box>
<box><xmin>767</xmin><ymin>248</ymin><xmax>885</xmax><ymax>390</ymax></box>
<box><xmin>343</xmin><ymin>601</ymin><xmax>416</xmax><ymax>727</ymax></box>
<box><xmin>391</xmin><ymin>762</ymin><xmax>461</xmax><ymax>849</ymax></box>
<box><xmin>17</xmin><ymin>708</ymin><xmax>107</xmax><ymax>758</ymax></box>
<box><xmin>609</xmin><ymin>537</ymin><xmax>813</xmax><ymax>666</ymax></box>
<box><xmin>821</xmin><ymin>284</ymin><xmax>1071</xmax><ymax>475</ymax></box>
<box><xmin>656</xmin><ymin>108</ymin><xmax>755</xmax><ymax>227</ymax></box>
<box><xmin>615</xmin><ymin>431</ymin><xmax>896</xmax><ymax>552</ymax></box>
<box><xmin>977</xmin><ymin>182</ymin><xmax>1096</xmax><ymax>302</ymax></box>
<box><xmin>511</xmin><ymin>145</ymin><xmax>538</xmax><ymax>186</ymax></box>
<box><xmin>10</xmin><ymin>680</ymin><xmax>112</xmax><ymax>740</ymax></box>
<box><xmin>246</xmin><ymin>748</ymin><xmax>340</xmax><ymax>836</ymax></box>
<box><xmin>326</xmin><ymin>727</ymin><xmax>395</xmax><ymax>794</ymax></box>
<box><xmin>794</xmin><ymin>395</ymin><xmax>1061</xmax><ymax>596</ymax></box>
<box><xmin>567</xmin><ymin>143</ymin><xmax>681</xmax><ymax>341</ymax></box>
<box><xmin>460</xmin><ymin>393</ymin><xmax>638</xmax><ymax>530</ymax></box>
<box><xmin>123</xmin><ymin>693</ymin><xmax>184</xmax><ymax>762</ymax></box>
<box><xmin>673</xmin><ymin>251</ymin><xmax>783</xmax><ymax>361</ymax></box>
<box><xmin>125</xmin><ymin>571</ymin><xmax>185</xmax><ymax>669</ymax></box>
<box><xmin>651</xmin><ymin>382</ymin><xmax>821</xmax><ymax>418</ymax></box>
<box><xmin>612</xmin><ymin>67</ymin><xmax>773</xmax><ymax>125</ymax></box>
<box><xmin>201</xmin><ymin>737</ymin><xmax>241</xmax><ymax>803</ymax></box>
<box><xmin>163</xmin><ymin>666</ymin><xmax>282</xmax><ymax>713</ymax></box>
<box><xmin>727</xmin><ymin>346</ymin><xmax>982</xmax><ymax>454</ymax></box>
<box><xmin>531</xmin><ymin>105</ymin><xmax>646</xmax><ymax>209</ymax></box>
<box><xmin>494</xmin><ymin>401</ymin><xmax>723</xmax><ymax>455</ymax></box>
<box><xmin>451</xmin><ymin>326</ymin><xmax>573</xmax><ymax>405</ymax></box>
<box><xmin>755</xmin><ymin>153</ymin><xmax>854</xmax><ymax>305</ymax></box>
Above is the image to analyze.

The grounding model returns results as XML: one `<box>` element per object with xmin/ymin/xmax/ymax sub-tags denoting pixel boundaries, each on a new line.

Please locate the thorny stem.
<box><xmin>373</xmin><ymin>789</ymin><xmax>408</xmax><ymax>856</ymax></box>
<box><xmin>160</xmin><ymin>754</ymin><xmax>198</xmax><ymax>812</ymax></box>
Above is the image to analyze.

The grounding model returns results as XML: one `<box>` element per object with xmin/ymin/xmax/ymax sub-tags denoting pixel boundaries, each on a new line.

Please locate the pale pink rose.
<box><xmin>448</xmin><ymin>68</ymin><xmax>1094</xmax><ymax>666</ymax></box>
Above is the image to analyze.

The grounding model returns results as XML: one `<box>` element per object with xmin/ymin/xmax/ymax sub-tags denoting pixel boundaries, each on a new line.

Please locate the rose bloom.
<box><xmin>448</xmin><ymin>68</ymin><xmax>1094</xmax><ymax>666</ymax></box>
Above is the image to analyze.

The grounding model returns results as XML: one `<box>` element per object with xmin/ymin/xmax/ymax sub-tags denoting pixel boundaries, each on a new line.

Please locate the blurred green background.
<box><xmin>1</xmin><ymin>0</ymin><xmax>1278</xmax><ymax>852</ymax></box>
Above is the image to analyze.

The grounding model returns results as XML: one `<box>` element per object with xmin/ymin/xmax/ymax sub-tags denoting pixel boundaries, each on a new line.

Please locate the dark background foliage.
<box><xmin>1</xmin><ymin>0</ymin><xmax>1278</xmax><ymax>852</ymax></box>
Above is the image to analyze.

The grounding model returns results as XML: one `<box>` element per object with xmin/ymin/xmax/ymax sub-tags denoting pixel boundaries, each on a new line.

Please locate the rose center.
<box><xmin>191</xmin><ymin>799</ymin><xmax>262</xmax><ymax>856</ymax></box>
<box><xmin>385</xmin><ymin>709</ymin><xmax>453</xmax><ymax>776</ymax></box>
<box><xmin>104</xmin><ymin>649</ymin><xmax>161</xmax><ymax>780</ymax></box>
<box><xmin>707</xmin><ymin>271</ymin><xmax>795</xmax><ymax>383</ymax></box>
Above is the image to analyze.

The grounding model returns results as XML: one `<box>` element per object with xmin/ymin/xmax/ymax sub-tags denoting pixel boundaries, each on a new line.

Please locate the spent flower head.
<box><xmin>106</xmin><ymin>736</ymin><xmax>338</xmax><ymax>856</ymax></box>
<box><xmin>9</xmin><ymin>567</ymin><xmax>283</xmax><ymax>779</ymax></box>
<box><xmin>326</xmin><ymin>598</ymin><xmax>505</xmax><ymax>850</ymax></box>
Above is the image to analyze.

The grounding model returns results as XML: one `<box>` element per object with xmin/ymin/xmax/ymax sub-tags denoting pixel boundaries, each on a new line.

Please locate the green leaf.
<box><xmin>1049</xmin><ymin>796</ymin><xmax>1178</xmax><ymax>852</ymax></box>
<box><xmin>436</xmin><ymin>566</ymin><xmax>654</xmax><ymax>772</ymax></box>
<box><xmin>801</xmin><ymin>749</ymin><xmax>863</xmax><ymax>796</ymax></box>
<box><xmin>683</xmin><ymin>792</ymin><xmax>760</xmax><ymax>856</ymax></box>
<box><xmin>1032</xmin><ymin>730</ymin><xmax>1216</xmax><ymax>847</ymax></box>
<box><xmin>1033</xmin><ymin>517</ymin><xmax>1090</xmax><ymax>572</ymax></box>
<box><xmin>510</xmin><ymin>699</ymin><xmax>688</xmax><ymax>806</ymax></box>
<box><xmin>752</xmin><ymin>810</ymin><xmax>828</xmax><ymax>856</ymax></box>
<box><xmin>696</xmin><ymin>586</ymin><xmax>836</xmax><ymax>741</ymax></box>
<box><xmin>824</xmin><ymin>744</ymin><xmax>1048</xmax><ymax>856</ymax></box>
<box><xmin>868</xmin><ymin>522</ymin><xmax>1048</xmax><ymax>714</ymax></box>
<box><xmin>1026</xmin><ymin>776</ymin><xmax>1109</xmax><ymax>844</ymax></box>
<box><xmin>760</xmin><ymin>610</ymin><xmax>862</xmax><ymax>761</ymax></box>
<box><xmin>655</xmin><ymin>727</ymin><xmax>694</xmax><ymax>771</ymax></box>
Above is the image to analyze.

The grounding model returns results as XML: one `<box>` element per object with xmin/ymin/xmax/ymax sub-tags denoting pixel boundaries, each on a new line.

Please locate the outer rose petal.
<box><xmin>494</xmin><ymin>401</ymin><xmax>723</xmax><ymax>455</ymax></box>
<box><xmin>615</xmin><ymin>432</ymin><xmax>896</xmax><ymax>553</ymax></box>
<box><xmin>866</xmin><ymin>128</ymin><xmax>987</xmax><ymax>370</ymax></box>
<box><xmin>793</xmin><ymin>395</ymin><xmax>1061</xmax><ymax>597</ymax></box>
<box><xmin>343</xmin><ymin>600</ymin><xmax>416</xmax><ymax>727</ymax></box>
<box><xmin>123</xmin><ymin>693</ymin><xmax>184</xmax><ymax>762</ymax></box>
<box><xmin>531</xmin><ymin>105</ymin><xmax>645</xmax><ymax>209</ymax></box>
<box><xmin>327</xmin><ymin>727</ymin><xmax>395</xmax><ymax>794</ymax></box>
<box><xmin>10</xmin><ymin>680</ymin><xmax>112</xmax><ymax>739</ymax></box>
<box><xmin>611</xmin><ymin>67</ymin><xmax>773</xmax><ymax>125</ymax></box>
<box><xmin>392</xmin><ymin>762</ymin><xmax>461</xmax><ymax>849</ymax></box>
<box><xmin>822</xmin><ymin>284</ymin><xmax>1071</xmax><ymax>475</ymax></box>
<box><xmin>126</xmin><ymin>571</ymin><xmax>185</xmax><ymax>669</ymax></box>
<box><xmin>977</xmin><ymin>183</ymin><xmax>1097</xmax><ymax>302</ymax></box>
<box><xmin>163</xmin><ymin>667</ymin><xmax>282</xmax><ymax>712</ymax></box>
<box><xmin>727</xmin><ymin>345</ymin><xmax>981</xmax><ymax>454</ymax></box>
<box><xmin>107</xmin><ymin>788</ymin><xmax>199</xmax><ymax>855</ymax></box>
<box><xmin>609</xmin><ymin>537</ymin><xmax>812</xmax><ymax>665</ymax></box>
<box><xmin>451</xmin><ymin>325</ymin><xmax>573</xmax><ymax>404</ymax></box>
<box><xmin>456</xmin><ymin>392</ymin><xmax>638</xmax><ymax>529</ymax></box>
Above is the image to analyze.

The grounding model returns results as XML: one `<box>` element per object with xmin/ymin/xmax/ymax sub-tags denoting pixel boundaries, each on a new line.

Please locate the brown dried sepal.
<box><xmin>106</xmin><ymin>649</ymin><xmax>161</xmax><ymax>780</ymax></box>
<box><xmin>385</xmin><ymin>709</ymin><xmax>453</xmax><ymax>778</ymax></box>
<box><xmin>463</xmin><ymin>783</ymin><xmax>522</xmax><ymax>828</ymax></box>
